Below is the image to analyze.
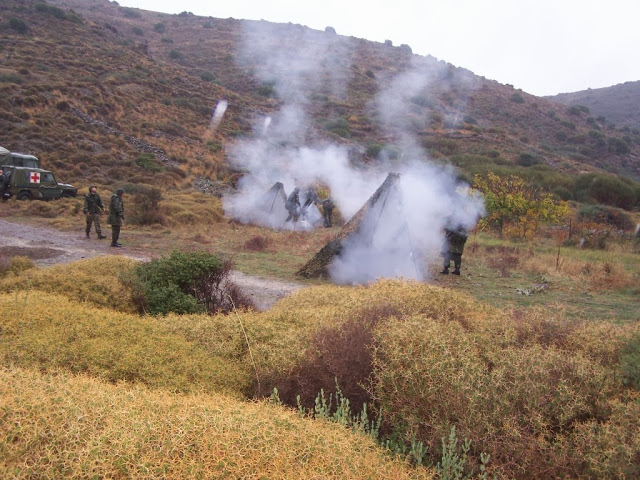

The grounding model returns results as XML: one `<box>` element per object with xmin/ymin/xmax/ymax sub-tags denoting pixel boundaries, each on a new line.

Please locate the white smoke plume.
<box><xmin>330</xmin><ymin>59</ymin><xmax>484</xmax><ymax>283</ymax></box>
<box><xmin>209</xmin><ymin>99</ymin><xmax>228</xmax><ymax>132</ymax></box>
<box><xmin>222</xmin><ymin>23</ymin><xmax>484</xmax><ymax>283</ymax></box>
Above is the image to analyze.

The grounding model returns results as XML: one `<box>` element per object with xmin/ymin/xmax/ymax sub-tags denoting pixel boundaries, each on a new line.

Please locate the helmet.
<box><xmin>116</xmin><ymin>188</ymin><xmax>125</xmax><ymax>195</ymax></box>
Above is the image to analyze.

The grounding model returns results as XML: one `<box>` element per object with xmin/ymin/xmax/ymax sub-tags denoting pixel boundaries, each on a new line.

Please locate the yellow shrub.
<box><xmin>0</xmin><ymin>292</ymin><xmax>248</xmax><ymax>396</ymax></box>
<box><xmin>0</xmin><ymin>367</ymin><xmax>432</xmax><ymax>479</ymax></box>
<box><xmin>0</xmin><ymin>255</ymin><xmax>35</xmax><ymax>278</ymax></box>
<box><xmin>0</xmin><ymin>256</ymin><xmax>138</xmax><ymax>312</ymax></box>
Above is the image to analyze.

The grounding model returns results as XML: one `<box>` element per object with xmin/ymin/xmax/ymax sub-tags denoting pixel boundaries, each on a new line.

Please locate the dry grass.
<box><xmin>0</xmin><ymin>255</ymin><xmax>139</xmax><ymax>312</ymax></box>
<box><xmin>522</xmin><ymin>250</ymin><xmax>638</xmax><ymax>291</ymax></box>
<box><xmin>0</xmin><ymin>291</ymin><xmax>248</xmax><ymax>396</ymax></box>
<box><xmin>0</xmin><ymin>367</ymin><xmax>432</xmax><ymax>479</ymax></box>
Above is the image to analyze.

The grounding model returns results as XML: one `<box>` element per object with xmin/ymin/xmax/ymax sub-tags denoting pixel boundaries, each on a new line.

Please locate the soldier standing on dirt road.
<box><xmin>107</xmin><ymin>188</ymin><xmax>125</xmax><ymax>247</ymax></box>
<box><xmin>83</xmin><ymin>185</ymin><xmax>106</xmax><ymax>239</ymax></box>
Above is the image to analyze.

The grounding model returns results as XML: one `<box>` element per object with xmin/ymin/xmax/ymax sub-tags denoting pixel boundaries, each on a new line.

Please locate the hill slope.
<box><xmin>548</xmin><ymin>80</ymin><xmax>640</xmax><ymax>132</ymax></box>
<box><xmin>1</xmin><ymin>0</ymin><xmax>639</xmax><ymax>192</ymax></box>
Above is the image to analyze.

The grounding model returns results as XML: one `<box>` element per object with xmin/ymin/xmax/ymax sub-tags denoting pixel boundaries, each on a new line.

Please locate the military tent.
<box><xmin>297</xmin><ymin>173</ymin><xmax>420</xmax><ymax>280</ymax></box>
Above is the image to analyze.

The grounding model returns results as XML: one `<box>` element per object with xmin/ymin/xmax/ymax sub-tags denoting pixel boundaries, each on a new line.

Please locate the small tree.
<box><xmin>474</xmin><ymin>172</ymin><xmax>569</xmax><ymax>238</ymax></box>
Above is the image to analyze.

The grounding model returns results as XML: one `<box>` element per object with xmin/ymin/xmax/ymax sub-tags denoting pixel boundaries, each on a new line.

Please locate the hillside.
<box><xmin>1</xmin><ymin>0</ymin><xmax>639</xmax><ymax>194</ymax></box>
<box><xmin>549</xmin><ymin>80</ymin><xmax>640</xmax><ymax>133</ymax></box>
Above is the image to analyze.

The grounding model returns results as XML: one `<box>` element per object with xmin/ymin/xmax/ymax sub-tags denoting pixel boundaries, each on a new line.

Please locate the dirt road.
<box><xmin>0</xmin><ymin>218</ymin><xmax>304</xmax><ymax>310</ymax></box>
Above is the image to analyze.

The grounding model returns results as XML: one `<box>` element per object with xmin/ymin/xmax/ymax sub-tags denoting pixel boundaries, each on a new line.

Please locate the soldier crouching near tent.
<box><xmin>441</xmin><ymin>225</ymin><xmax>468</xmax><ymax>275</ymax></box>
<box><xmin>83</xmin><ymin>185</ymin><xmax>106</xmax><ymax>239</ymax></box>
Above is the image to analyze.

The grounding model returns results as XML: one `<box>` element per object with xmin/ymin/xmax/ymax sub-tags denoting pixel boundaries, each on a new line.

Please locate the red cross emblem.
<box><xmin>30</xmin><ymin>171</ymin><xmax>41</xmax><ymax>183</ymax></box>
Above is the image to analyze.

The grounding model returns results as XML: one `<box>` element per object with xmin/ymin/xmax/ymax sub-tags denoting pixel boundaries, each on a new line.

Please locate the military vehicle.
<box><xmin>0</xmin><ymin>146</ymin><xmax>41</xmax><ymax>168</ymax></box>
<box><xmin>3</xmin><ymin>166</ymin><xmax>77</xmax><ymax>200</ymax></box>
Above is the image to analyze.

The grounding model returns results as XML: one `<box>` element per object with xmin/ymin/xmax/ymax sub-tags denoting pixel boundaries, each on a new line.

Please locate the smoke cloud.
<box><xmin>221</xmin><ymin>23</ymin><xmax>484</xmax><ymax>283</ymax></box>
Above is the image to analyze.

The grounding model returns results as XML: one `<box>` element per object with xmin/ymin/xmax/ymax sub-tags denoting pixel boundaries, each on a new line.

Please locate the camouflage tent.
<box><xmin>261</xmin><ymin>181</ymin><xmax>287</xmax><ymax>214</ymax></box>
<box><xmin>297</xmin><ymin>173</ymin><xmax>410</xmax><ymax>278</ymax></box>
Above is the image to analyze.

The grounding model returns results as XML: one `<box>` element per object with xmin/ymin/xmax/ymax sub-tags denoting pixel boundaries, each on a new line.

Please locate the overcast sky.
<box><xmin>117</xmin><ymin>0</ymin><xmax>640</xmax><ymax>97</ymax></box>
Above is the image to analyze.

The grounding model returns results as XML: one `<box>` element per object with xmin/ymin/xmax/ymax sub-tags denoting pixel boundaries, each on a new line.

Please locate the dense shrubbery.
<box><xmin>1</xmin><ymin>260</ymin><xmax>639</xmax><ymax>478</ymax></box>
<box><xmin>9</xmin><ymin>18</ymin><xmax>28</xmax><ymax>33</ymax></box>
<box><xmin>577</xmin><ymin>204</ymin><xmax>635</xmax><ymax>230</ymax></box>
<box><xmin>128</xmin><ymin>250</ymin><xmax>254</xmax><ymax>315</ymax></box>
<box><xmin>575</xmin><ymin>173</ymin><xmax>637</xmax><ymax>210</ymax></box>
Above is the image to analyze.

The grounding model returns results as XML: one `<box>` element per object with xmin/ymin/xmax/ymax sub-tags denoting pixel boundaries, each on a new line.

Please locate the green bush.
<box><xmin>620</xmin><ymin>334</ymin><xmax>640</xmax><ymax>389</ymax></box>
<box><xmin>153</xmin><ymin>22</ymin><xmax>166</xmax><ymax>33</ymax></box>
<box><xmin>131</xmin><ymin>26</ymin><xmax>144</xmax><ymax>36</ymax></box>
<box><xmin>35</xmin><ymin>3</ymin><xmax>67</xmax><ymax>20</ymax></box>
<box><xmin>120</xmin><ymin>7</ymin><xmax>141</xmax><ymax>19</ymax></box>
<box><xmin>257</xmin><ymin>83</ymin><xmax>277</xmax><ymax>98</ymax></box>
<box><xmin>365</xmin><ymin>143</ymin><xmax>384</xmax><ymax>159</ymax></box>
<box><xmin>134</xmin><ymin>153</ymin><xmax>164</xmax><ymax>172</ymax></box>
<box><xmin>510</xmin><ymin>92</ymin><xmax>525</xmax><ymax>103</ymax></box>
<box><xmin>200</xmin><ymin>71</ymin><xmax>215</xmax><ymax>82</ymax></box>
<box><xmin>0</xmin><ymin>73</ymin><xmax>23</xmax><ymax>84</ymax></box>
<box><xmin>9</xmin><ymin>18</ymin><xmax>28</xmax><ymax>34</ymax></box>
<box><xmin>574</xmin><ymin>174</ymin><xmax>638</xmax><ymax>210</ymax></box>
<box><xmin>128</xmin><ymin>251</ymin><xmax>253</xmax><ymax>315</ymax></box>
<box><xmin>517</xmin><ymin>152</ymin><xmax>539</xmax><ymax>167</ymax></box>
<box><xmin>577</xmin><ymin>204</ymin><xmax>634</xmax><ymax>230</ymax></box>
<box><xmin>608</xmin><ymin>136</ymin><xmax>630</xmax><ymax>154</ymax></box>
<box><xmin>129</xmin><ymin>186</ymin><xmax>166</xmax><ymax>226</ymax></box>
<box><xmin>169</xmin><ymin>49</ymin><xmax>183</xmax><ymax>60</ymax></box>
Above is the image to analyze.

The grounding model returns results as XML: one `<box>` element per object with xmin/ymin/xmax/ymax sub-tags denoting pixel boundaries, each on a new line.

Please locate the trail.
<box><xmin>0</xmin><ymin>218</ymin><xmax>304</xmax><ymax>310</ymax></box>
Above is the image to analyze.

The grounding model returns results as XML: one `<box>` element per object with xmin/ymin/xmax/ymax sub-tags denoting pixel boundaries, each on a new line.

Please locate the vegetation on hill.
<box><xmin>549</xmin><ymin>80</ymin><xmax>640</xmax><ymax>132</ymax></box>
<box><xmin>1</xmin><ymin>0</ymin><xmax>639</xmax><ymax>203</ymax></box>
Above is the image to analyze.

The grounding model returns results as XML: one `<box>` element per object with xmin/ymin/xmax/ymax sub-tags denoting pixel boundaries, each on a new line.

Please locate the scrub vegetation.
<box><xmin>1</xmin><ymin>1</ymin><xmax>639</xmax><ymax>478</ymax></box>
<box><xmin>1</xmin><ymin>247</ymin><xmax>638</xmax><ymax>478</ymax></box>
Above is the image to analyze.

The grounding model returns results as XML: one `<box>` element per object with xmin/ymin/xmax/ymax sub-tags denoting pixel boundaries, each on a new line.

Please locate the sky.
<box><xmin>116</xmin><ymin>0</ymin><xmax>640</xmax><ymax>97</ymax></box>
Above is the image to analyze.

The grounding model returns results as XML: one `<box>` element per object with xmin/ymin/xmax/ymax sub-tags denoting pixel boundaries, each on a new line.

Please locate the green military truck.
<box><xmin>3</xmin><ymin>166</ymin><xmax>77</xmax><ymax>200</ymax></box>
<box><xmin>1</xmin><ymin>146</ymin><xmax>76</xmax><ymax>200</ymax></box>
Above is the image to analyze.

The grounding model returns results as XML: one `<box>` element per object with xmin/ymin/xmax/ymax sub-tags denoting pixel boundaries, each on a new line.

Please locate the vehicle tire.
<box><xmin>16</xmin><ymin>191</ymin><xmax>33</xmax><ymax>201</ymax></box>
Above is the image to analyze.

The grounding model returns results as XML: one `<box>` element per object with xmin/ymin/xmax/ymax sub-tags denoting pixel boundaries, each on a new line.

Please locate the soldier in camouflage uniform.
<box><xmin>440</xmin><ymin>226</ymin><xmax>468</xmax><ymax>275</ymax></box>
<box><xmin>321</xmin><ymin>198</ymin><xmax>334</xmax><ymax>227</ymax></box>
<box><xmin>0</xmin><ymin>168</ymin><xmax>10</xmax><ymax>202</ymax></box>
<box><xmin>83</xmin><ymin>185</ymin><xmax>106</xmax><ymax>239</ymax></box>
<box><xmin>107</xmin><ymin>188</ymin><xmax>125</xmax><ymax>247</ymax></box>
<box><xmin>285</xmin><ymin>187</ymin><xmax>301</xmax><ymax>227</ymax></box>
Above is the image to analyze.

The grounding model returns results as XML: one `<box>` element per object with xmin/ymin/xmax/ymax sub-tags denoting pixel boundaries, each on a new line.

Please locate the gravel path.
<box><xmin>0</xmin><ymin>219</ymin><xmax>304</xmax><ymax>310</ymax></box>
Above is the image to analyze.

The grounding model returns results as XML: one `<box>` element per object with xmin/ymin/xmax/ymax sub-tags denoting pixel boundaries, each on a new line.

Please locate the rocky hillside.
<box><xmin>549</xmin><ymin>80</ymin><xmax>640</xmax><ymax>133</ymax></box>
<box><xmin>1</xmin><ymin>0</ymin><xmax>639</xmax><ymax>194</ymax></box>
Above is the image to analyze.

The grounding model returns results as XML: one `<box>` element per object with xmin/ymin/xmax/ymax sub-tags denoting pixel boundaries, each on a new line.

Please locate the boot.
<box><xmin>440</xmin><ymin>267</ymin><xmax>449</xmax><ymax>274</ymax></box>
<box><xmin>97</xmin><ymin>234</ymin><xmax>107</xmax><ymax>239</ymax></box>
<box><xmin>110</xmin><ymin>242</ymin><xmax>122</xmax><ymax>248</ymax></box>
<box><xmin>85</xmin><ymin>230</ymin><xmax>90</xmax><ymax>238</ymax></box>
<box><xmin>452</xmin><ymin>269</ymin><xmax>461</xmax><ymax>275</ymax></box>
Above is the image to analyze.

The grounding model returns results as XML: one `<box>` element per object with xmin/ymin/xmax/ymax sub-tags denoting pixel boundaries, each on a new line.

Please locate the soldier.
<box><xmin>440</xmin><ymin>226</ymin><xmax>468</xmax><ymax>275</ymax></box>
<box><xmin>83</xmin><ymin>185</ymin><xmax>106</xmax><ymax>239</ymax></box>
<box><xmin>322</xmin><ymin>198</ymin><xmax>334</xmax><ymax>227</ymax></box>
<box><xmin>0</xmin><ymin>168</ymin><xmax>9</xmax><ymax>202</ymax></box>
<box><xmin>107</xmin><ymin>188</ymin><xmax>125</xmax><ymax>247</ymax></box>
<box><xmin>285</xmin><ymin>187</ymin><xmax>301</xmax><ymax>227</ymax></box>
